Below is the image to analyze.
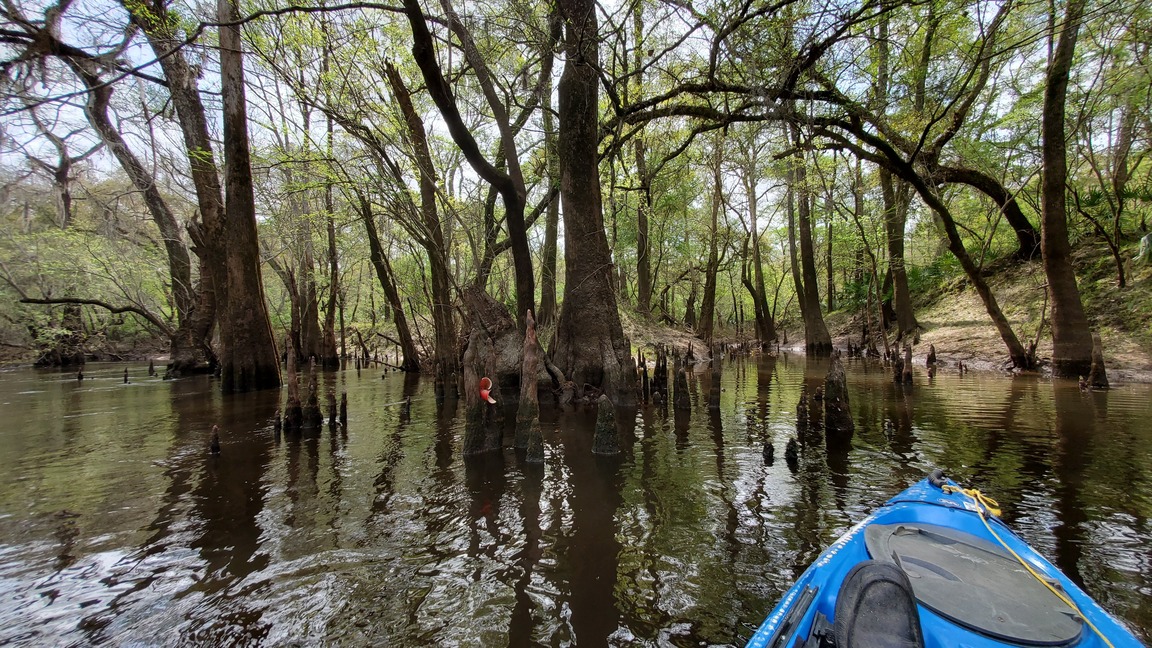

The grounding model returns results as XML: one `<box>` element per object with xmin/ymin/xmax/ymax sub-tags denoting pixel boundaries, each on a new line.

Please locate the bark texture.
<box><xmin>214</xmin><ymin>0</ymin><xmax>282</xmax><ymax>392</ymax></box>
<box><xmin>823</xmin><ymin>353</ymin><xmax>853</xmax><ymax>436</ymax></box>
<box><xmin>1041</xmin><ymin>0</ymin><xmax>1094</xmax><ymax>378</ymax></box>
<box><xmin>791</xmin><ymin>150</ymin><xmax>832</xmax><ymax>354</ymax></box>
<box><xmin>551</xmin><ymin>0</ymin><xmax>637</xmax><ymax>406</ymax></box>
<box><xmin>517</xmin><ymin>311</ymin><xmax>544</xmax><ymax>462</ymax></box>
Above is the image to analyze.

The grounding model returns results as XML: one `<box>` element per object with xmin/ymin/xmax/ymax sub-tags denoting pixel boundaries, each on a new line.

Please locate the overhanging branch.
<box><xmin>20</xmin><ymin>297</ymin><xmax>174</xmax><ymax>337</ymax></box>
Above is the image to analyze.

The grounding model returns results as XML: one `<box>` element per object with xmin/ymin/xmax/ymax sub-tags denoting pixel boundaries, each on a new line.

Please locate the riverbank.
<box><xmin>819</xmin><ymin>245</ymin><xmax>1152</xmax><ymax>383</ymax></box>
<box><xmin>623</xmin><ymin>243</ymin><xmax>1152</xmax><ymax>384</ymax></box>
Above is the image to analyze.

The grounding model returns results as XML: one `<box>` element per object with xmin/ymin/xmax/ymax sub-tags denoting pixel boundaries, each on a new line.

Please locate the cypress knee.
<box><xmin>284</xmin><ymin>350</ymin><xmax>303</xmax><ymax>431</ymax></box>
<box><xmin>516</xmin><ymin>311</ymin><xmax>543</xmax><ymax>458</ymax></box>
<box><xmin>1088</xmin><ymin>332</ymin><xmax>1109</xmax><ymax>389</ymax></box>
<box><xmin>673</xmin><ymin>368</ymin><xmax>691</xmax><ymax>411</ymax></box>
<box><xmin>824</xmin><ymin>352</ymin><xmax>854</xmax><ymax>436</ymax></box>
<box><xmin>593</xmin><ymin>395</ymin><xmax>619</xmax><ymax>455</ymax></box>
<box><xmin>708</xmin><ymin>355</ymin><xmax>722</xmax><ymax>411</ymax></box>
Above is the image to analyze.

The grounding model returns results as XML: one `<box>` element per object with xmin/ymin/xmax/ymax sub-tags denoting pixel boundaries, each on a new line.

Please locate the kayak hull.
<box><xmin>746</xmin><ymin>475</ymin><xmax>1143</xmax><ymax>648</ymax></box>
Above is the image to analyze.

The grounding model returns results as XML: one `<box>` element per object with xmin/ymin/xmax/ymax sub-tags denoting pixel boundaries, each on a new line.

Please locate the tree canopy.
<box><xmin>2</xmin><ymin>0</ymin><xmax>1149</xmax><ymax>385</ymax></box>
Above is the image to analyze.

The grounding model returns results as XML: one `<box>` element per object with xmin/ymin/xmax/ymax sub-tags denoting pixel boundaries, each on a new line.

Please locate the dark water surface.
<box><xmin>2</xmin><ymin>356</ymin><xmax>1151</xmax><ymax>647</ymax></box>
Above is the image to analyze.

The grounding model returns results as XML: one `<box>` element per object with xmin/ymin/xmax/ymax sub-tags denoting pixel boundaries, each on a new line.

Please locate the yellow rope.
<box><xmin>942</xmin><ymin>484</ymin><xmax>1114</xmax><ymax>648</ymax></box>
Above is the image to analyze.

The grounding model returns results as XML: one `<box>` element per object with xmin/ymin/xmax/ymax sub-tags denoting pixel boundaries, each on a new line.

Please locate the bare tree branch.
<box><xmin>19</xmin><ymin>297</ymin><xmax>173</xmax><ymax>336</ymax></box>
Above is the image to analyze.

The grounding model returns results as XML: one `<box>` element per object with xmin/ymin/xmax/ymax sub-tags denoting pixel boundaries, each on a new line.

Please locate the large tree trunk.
<box><xmin>1042</xmin><ymin>0</ymin><xmax>1094</xmax><ymax>378</ymax></box>
<box><xmin>635</xmin><ymin>139</ymin><xmax>653</xmax><ymax>317</ymax></box>
<box><xmin>632</xmin><ymin>4</ymin><xmax>653</xmax><ymax>318</ymax></box>
<box><xmin>297</xmin><ymin>226</ymin><xmax>326</xmax><ymax>364</ymax></box>
<box><xmin>787</xmin><ymin>181</ymin><xmax>807</xmax><ymax>327</ymax></box>
<box><xmin>551</xmin><ymin>0</ymin><xmax>636</xmax><ymax>406</ymax></box>
<box><xmin>216</xmin><ymin>0</ymin><xmax>281</xmax><ymax>392</ymax></box>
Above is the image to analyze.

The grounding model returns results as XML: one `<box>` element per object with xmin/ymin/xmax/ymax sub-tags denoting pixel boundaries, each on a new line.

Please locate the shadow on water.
<box><xmin>1</xmin><ymin>359</ymin><xmax>1152</xmax><ymax>645</ymax></box>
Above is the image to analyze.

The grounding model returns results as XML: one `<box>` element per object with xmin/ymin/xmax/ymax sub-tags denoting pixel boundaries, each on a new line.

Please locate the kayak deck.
<box><xmin>746</xmin><ymin>475</ymin><xmax>1143</xmax><ymax>648</ymax></box>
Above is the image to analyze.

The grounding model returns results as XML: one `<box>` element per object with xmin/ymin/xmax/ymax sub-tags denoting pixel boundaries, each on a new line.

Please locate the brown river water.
<box><xmin>1</xmin><ymin>356</ymin><xmax>1150</xmax><ymax>646</ymax></box>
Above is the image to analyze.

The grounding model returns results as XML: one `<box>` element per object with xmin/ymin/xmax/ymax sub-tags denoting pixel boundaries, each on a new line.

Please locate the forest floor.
<box><xmin>628</xmin><ymin>242</ymin><xmax>1152</xmax><ymax>384</ymax></box>
<box><xmin>867</xmin><ymin>242</ymin><xmax>1152</xmax><ymax>383</ymax></box>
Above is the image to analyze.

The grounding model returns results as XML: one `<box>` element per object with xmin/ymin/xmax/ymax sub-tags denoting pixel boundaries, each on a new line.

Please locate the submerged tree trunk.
<box><xmin>214</xmin><ymin>0</ymin><xmax>281</xmax><ymax>392</ymax></box>
<box><xmin>551</xmin><ymin>0</ymin><xmax>636</xmax><ymax>406</ymax></box>
<box><xmin>823</xmin><ymin>352</ymin><xmax>853</xmax><ymax>436</ymax></box>
<box><xmin>1041</xmin><ymin>0</ymin><xmax>1094</xmax><ymax>378</ymax></box>
<box><xmin>517</xmin><ymin>311</ymin><xmax>544</xmax><ymax>461</ymax></box>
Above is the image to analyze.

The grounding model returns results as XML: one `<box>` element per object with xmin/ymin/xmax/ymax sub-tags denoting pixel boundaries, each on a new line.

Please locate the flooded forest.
<box><xmin>2</xmin><ymin>0</ymin><xmax>1152</xmax><ymax>644</ymax></box>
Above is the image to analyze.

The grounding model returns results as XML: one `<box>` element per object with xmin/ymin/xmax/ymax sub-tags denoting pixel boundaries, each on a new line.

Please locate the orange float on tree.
<box><xmin>479</xmin><ymin>377</ymin><xmax>496</xmax><ymax>404</ymax></box>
